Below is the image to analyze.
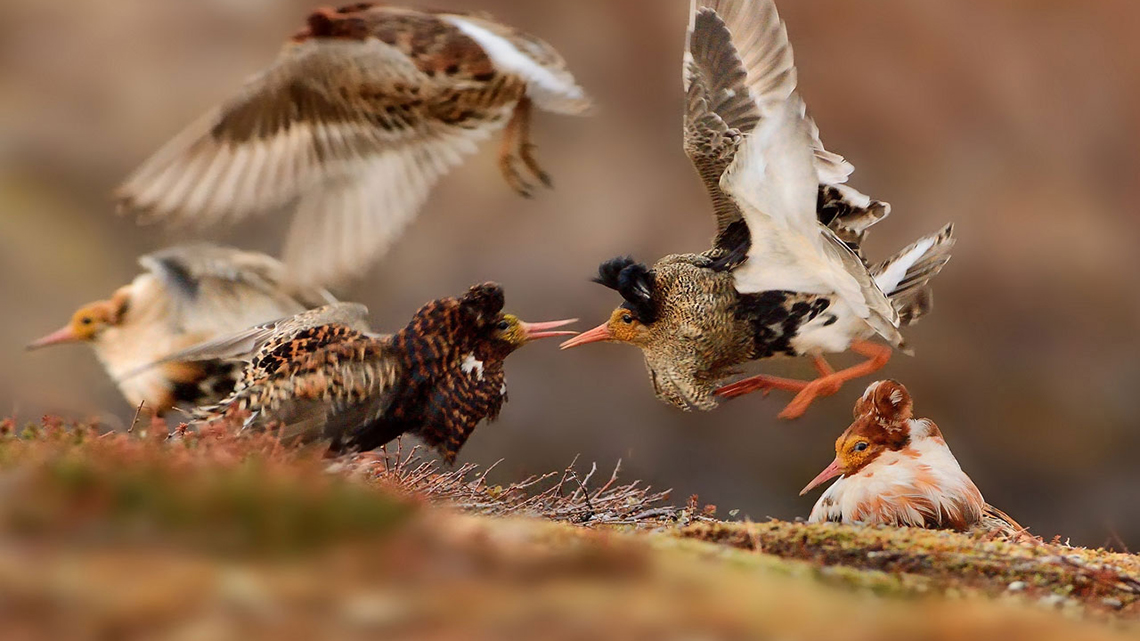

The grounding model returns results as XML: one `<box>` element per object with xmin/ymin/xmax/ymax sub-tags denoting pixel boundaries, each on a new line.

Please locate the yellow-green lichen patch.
<box><xmin>677</xmin><ymin>520</ymin><xmax>1140</xmax><ymax>618</ymax></box>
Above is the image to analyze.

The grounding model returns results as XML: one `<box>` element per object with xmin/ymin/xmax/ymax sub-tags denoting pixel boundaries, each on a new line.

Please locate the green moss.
<box><xmin>673</xmin><ymin>520</ymin><xmax>1140</xmax><ymax>617</ymax></box>
<box><xmin>0</xmin><ymin>423</ymin><xmax>415</xmax><ymax>555</ymax></box>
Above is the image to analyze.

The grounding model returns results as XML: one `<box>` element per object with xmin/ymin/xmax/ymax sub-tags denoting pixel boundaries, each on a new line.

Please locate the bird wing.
<box><xmin>117</xmin><ymin>303</ymin><xmax>372</xmax><ymax>385</ymax></box>
<box><xmin>196</xmin><ymin>334</ymin><xmax>404</xmax><ymax>447</ymax></box>
<box><xmin>277</xmin><ymin>125</ymin><xmax>496</xmax><ymax>287</ymax></box>
<box><xmin>117</xmin><ymin>38</ymin><xmax>501</xmax><ymax>287</ymax></box>
<box><xmin>721</xmin><ymin>96</ymin><xmax>901</xmax><ymax>339</ymax></box>
<box><xmin>439</xmin><ymin>14</ymin><xmax>592</xmax><ymax>115</ymax></box>
<box><xmin>139</xmin><ymin>244</ymin><xmax>337</xmax><ymax>338</ymax></box>
<box><xmin>254</xmin><ymin>348</ymin><xmax>405</xmax><ymax>447</ymax></box>
<box><xmin>684</xmin><ymin>0</ymin><xmax>887</xmax><ymax>251</ymax></box>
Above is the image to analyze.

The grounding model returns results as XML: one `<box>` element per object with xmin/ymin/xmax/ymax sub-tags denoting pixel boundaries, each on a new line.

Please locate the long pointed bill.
<box><xmin>559</xmin><ymin>322</ymin><xmax>612</xmax><ymax>349</ymax></box>
<box><xmin>27</xmin><ymin>326</ymin><xmax>80</xmax><ymax>350</ymax></box>
<box><xmin>520</xmin><ymin>319</ymin><xmax>579</xmax><ymax>341</ymax></box>
<box><xmin>800</xmin><ymin>457</ymin><xmax>844</xmax><ymax>496</ymax></box>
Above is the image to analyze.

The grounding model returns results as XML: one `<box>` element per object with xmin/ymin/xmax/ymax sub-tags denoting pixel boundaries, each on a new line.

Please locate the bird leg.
<box><xmin>498</xmin><ymin>97</ymin><xmax>551</xmax><ymax>197</ymax></box>
<box><xmin>715</xmin><ymin>341</ymin><xmax>893</xmax><ymax>420</ymax></box>
<box><xmin>715</xmin><ymin>356</ymin><xmax>834</xmax><ymax>398</ymax></box>
<box><xmin>516</xmin><ymin>99</ymin><xmax>553</xmax><ymax>189</ymax></box>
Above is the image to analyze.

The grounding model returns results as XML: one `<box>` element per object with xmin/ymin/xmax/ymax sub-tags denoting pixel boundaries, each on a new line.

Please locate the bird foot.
<box><xmin>499</xmin><ymin>144</ymin><xmax>552</xmax><ymax>197</ymax></box>
<box><xmin>776</xmin><ymin>376</ymin><xmax>845</xmax><ymax>420</ymax></box>
<box><xmin>520</xmin><ymin>142</ymin><xmax>553</xmax><ymax>189</ymax></box>
<box><xmin>715</xmin><ymin>372</ymin><xmax>845</xmax><ymax>420</ymax></box>
<box><xmin>500</xmin><ymin>153</ymin><xmax>536</xmax><ymax>198</ymax></box>
<box><xmin>498</xmin><ymin>97</ymin><xmax>552</xmax><ymax>198</ymax></box>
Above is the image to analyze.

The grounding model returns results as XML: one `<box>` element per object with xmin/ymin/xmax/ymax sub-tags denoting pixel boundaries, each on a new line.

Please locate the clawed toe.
<box><xmin>500</xmin><ymin>155</ymin><xmax>535</xmax><ymax>198</ymax></box>
<box><xmin>521</xmin><ymin>143</ymin><xmax>553</xmax><ymax>189</ymax></box>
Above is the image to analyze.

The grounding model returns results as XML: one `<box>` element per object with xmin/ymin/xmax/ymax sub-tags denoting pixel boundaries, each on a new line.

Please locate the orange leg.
<box><xmin>715</xmin><ymin>356</ymin><xmax>834</xmax><ymax>398</ymax></box>
<box><xmin>715</xmin><ymin>341</ymin><xmax>893</xmax><ymax>420</ymax></box>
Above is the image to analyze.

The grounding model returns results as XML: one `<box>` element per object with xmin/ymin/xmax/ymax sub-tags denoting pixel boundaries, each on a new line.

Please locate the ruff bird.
<box><xmin>561</xmin><ymin>0</ymin><xmax>953</xmax><ymax>418</ymax></box>
<box><xmin>116</xmin><ymin>4</ymin><xmax>591</xmax><ymax>287</ymax></box>
<box><xmin>186</xmin><ymin>284</ymin><xmax>575</xmax><ymax>462</ymax></box>
<box><xmin>801</xmin><ymin>380</ymin><xmax>1024</xmax><ymax>537</ymax></box>
<box><xmin>27</xmin><ymin>245</ymin><xmax>334</xmax><ymax>414</ymax></box>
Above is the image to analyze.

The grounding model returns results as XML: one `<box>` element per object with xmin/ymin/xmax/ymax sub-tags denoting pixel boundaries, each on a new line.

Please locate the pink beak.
<box><xmin>559</xmin><ymin>322</ymin><xmax>613</xmax><ymax>349</ymax></box>
<box><xmin>800</xmin><ymin>457</ymin><xmax>844</xmax><ymax>496</ymax></box>
<box><xmin>27</xmin><ymin>326</ymin><xmax>80</xmax><ymax>350</ymax></box>
<box><xmin>520</xmin><ymin>319</ymin><xmax>579</xmax><ymax>341</ymax></box>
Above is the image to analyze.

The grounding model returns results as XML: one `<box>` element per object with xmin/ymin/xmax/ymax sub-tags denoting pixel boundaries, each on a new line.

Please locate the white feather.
<box><xmin>444</xmin><ymin>16</ymin><xmax>586</xmax><ymax>108</ymax></box>
<box><xmin>873</xmin><ymin>236</ymin><xmax>936</xmax><ymax>295</ymax></box>
<box><xmin>808</xmin><ymin>429</ymin><xmax>983</xmax><ymax>527</ymax></box>
<box><xmin>461</xmin><ymin>354</ymin><xmax>485</xmax><ymax>380</ymax></box>
<box><xmin>722</xmin><ymin>96</ymin><xmax>869</xmax><ymax>318</ymax></box>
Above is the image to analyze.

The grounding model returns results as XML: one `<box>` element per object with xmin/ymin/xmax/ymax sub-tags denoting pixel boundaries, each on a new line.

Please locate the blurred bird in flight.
<box><xmin>117</xmin><ymin>4</ymin><xmax>591</xmax><ymax>287</ymax></box>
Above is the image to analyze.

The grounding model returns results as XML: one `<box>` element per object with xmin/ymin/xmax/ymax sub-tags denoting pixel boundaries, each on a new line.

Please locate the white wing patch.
<box><xmin>723</xmin><ymin>97</ymin><xmax>867</xmax><ymax>314</ymax></box>
<box><xmin>444</xmin><ymin>17</ymin><xmax>587</xmax><ymax>110</ymax></box>
<box><xmin>873</xmin><ymin>235</ymin><xmax>937</xmax><ymax>295</ymax></box>
<box><xmin>461</xmin><ymin>353</ymin><xmax>485</xmax><ymax>380</ymax></box>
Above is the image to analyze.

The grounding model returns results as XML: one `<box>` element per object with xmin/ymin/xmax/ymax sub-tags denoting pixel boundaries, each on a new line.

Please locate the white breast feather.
<box><xmin>461</xmin><ymin>353</ymin><xmax>485</xmax><ymax>380</ymax></box>
<box><xmin>809</xmin><ymin>428</ymin><xmax>983</xmax><ymax>527</ymax></box>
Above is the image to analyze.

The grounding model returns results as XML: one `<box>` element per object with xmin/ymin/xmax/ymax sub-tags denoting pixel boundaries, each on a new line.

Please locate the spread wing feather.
<box><xmin>721</xmin><ymin>96</ymin><xmax>902</xmax><ymax>343</ymax></box>
<box><xmin>117</xmin><ymin>39</ymin><xmax>504</xmax><ymax>287</ymax></box>
<box><xmin>116</xmin><ymin>303</ymin><xmax>372</xmax><ymax>384</ymax></box>
<box><xmin>138</xmin><ymin>244</ymin><xmax>337</xmax><ymax>338</ymax></box>
<box><xmin>684</xmin><ymin>0</ymin><xmax>889</xmax><ymax>253</ymax></box>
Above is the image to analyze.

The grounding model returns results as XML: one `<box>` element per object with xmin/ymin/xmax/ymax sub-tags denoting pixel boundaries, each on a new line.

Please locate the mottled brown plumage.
<box><xmin>116</xmin><ymin>4</ymin><xmax>591</xmax><ymax>287</ymax></box>
<box><xmin>563</xmin><ymin>0</ymin><xmax>954</xmax><ymax>418</ymax></box>
<box><xmin>190</xmin><ymin>285</ymin><xmax>574</xmax><ymax>462</ymax></box>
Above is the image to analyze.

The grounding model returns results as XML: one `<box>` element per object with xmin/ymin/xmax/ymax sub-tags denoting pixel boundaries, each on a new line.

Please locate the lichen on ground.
<box><xmin>0</xmin><ymin>418</ymin><xmax>1136</xmax><ymax>639</ymax></box>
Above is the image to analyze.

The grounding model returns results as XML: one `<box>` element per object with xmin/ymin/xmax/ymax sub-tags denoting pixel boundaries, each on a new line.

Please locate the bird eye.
<box><xmin>621</xmin><ymin>314</ymin><xmax>634</xmax><ymax>324</ymax></box>
<box><xmin>497</xmin><ymin>320</ymin><xmax>510</xmax><ymax>331</ymax></box>
<box><xmin>853</xmin><ymin>442</ymin><xmax>869</xmax><ymax>452</ymax></box>
<box><xmin>80</xmin><ymin>317</ymin><xmax>93</xmax><ymax>326</ymax></box>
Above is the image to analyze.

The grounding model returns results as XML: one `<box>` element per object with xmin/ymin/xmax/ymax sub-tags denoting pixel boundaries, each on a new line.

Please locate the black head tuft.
<box><xmin>594</xmin><ymin>257</ymin><xmax>636</xmax><ymax>290</ymax></box>
<box><xmin>460</xmin><ymin>283</ymin><xmax>506</xmax><ymax>326</ymax></box>
<box><xmin>593</xmin><ymin>257</ymin><xmax>657</xmax><ymax>324</ymax></box>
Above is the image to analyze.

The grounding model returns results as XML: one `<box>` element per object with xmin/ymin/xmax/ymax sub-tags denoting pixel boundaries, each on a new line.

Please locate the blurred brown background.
<box><xmin>2</xmin><ymin>0</ymin><xmax>1138</xmax><ymax>547</ymax></box>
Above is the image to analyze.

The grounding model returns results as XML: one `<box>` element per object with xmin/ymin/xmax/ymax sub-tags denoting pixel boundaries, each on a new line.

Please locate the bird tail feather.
<box><xmin>872</xmin><ymin>223</ymin><xmax>955</xmax><ymax>326</ymax></box>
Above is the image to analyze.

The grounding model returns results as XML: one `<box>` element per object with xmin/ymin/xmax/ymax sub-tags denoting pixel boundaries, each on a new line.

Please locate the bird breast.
<box><xmin>809</xmin><ymin>437</ymin><xmax>985</xmax><ymax>530</ymax></box>
<box><xmin>638</xmin><ymin>257</ymin><xmax>754</xmax><ymax>409</ymax></box>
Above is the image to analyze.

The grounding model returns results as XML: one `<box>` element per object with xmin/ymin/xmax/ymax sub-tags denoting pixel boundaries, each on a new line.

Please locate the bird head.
<box><xmin>560</xmin><ymin>257</ymin><xmax>656</xmax><ymax>350</ymax></box>
<box><xmin>492</xmin><ymin>313</ymin><xmax>578</xmax><ymax>350</ymax></box>
<box><xmin>27</xmin><ymin>299</ymin><xmax>124</xmax><ymax>350</ymax></box>
<box><xmin>560</xmin><ymin>305</ymin><xmax>652</xmax><ymax>350</ymax></box>
<box><xmin>800</xmin><ymin>380</ymin><xmax>914</xmax><ymax>496</ymax></box>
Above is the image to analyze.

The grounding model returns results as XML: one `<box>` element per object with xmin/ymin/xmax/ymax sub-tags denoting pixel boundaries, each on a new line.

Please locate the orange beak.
<box><xmin>27</xmin><ymin>326</ymin><xmax>80</xmax><ymax>350</ymax></box>
<box><xmin>520</xmin><ymin>319</ymin><xmax>579</xmax><ymax>341</ymax></box>
<box><xmin>559</xmin><ymin>322</ymin><xmax>612</xmax><ymax>349</ymax></box>
<box><xmin>800</xmin><ymin>457</ymin><xmax>844</xmax><ymax>496</ymax></box>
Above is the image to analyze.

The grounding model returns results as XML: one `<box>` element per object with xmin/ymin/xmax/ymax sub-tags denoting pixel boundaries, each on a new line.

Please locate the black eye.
<box><xmin>853</xmin><ymin>442</ymin><xmax>869</xmax><ymax>452</ymax></box>
<box><xmin>80</xmin><ymin>318</ymin><xmax>93</xmax><ymax>325</ymax></box>
<box><xmin>497</xmin><ymin>320</ymin><xmax>510</xmax><ymax>331</ymax></box>
<box><xmin>621</xmin><ymin>314</ymin><xmax>634</xmax><ymax>324</ymax></box>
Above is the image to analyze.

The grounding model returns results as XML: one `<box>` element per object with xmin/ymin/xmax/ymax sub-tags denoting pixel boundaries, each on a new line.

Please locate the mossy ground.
<box><xmin>0</xmin><ymin>418</ymin><xmax>1135</xmax><ymax>639</ymax></box>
